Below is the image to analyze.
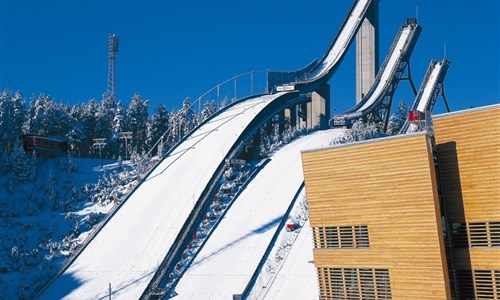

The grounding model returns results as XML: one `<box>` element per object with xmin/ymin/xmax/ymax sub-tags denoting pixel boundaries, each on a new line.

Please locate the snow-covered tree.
<box><xmin>386</xmin><ymin>99</ymin><xmax>409</xmax><ymax>135</ymax></box>
<box><xmin>177</xmin><ymin>97</ymin><xmax>195</xmax><ymax>139</ymax></box>
<box><xmin>147</xmin><ymin>103</ymin><xmax>170</xmax><ymax>156</ymax></box>
<box><xmin>125</xmin><ymin>93</ymin><xmax>149</xmax><ymax>154</ymax></box>
<box><xmin>80</xmin><ymin>99</ymin><xmax>99</xmax><ymax>157</ymax></box>
<box><xmin>0</xmin><ymin>90</ymin><xmax>27</xmax><ymax>153</ymax></box>
<box><xmin>200</xmin><ymin>100</ymin><xmax>217</xmax><ymax>123</ymax></box>
<box><xmin>66</xmin><ymin>104</ymin><xmax>85</xmax><ymax>157</ymax></box>
<box><xmin>331</xmin><ymin>119</ymin><xmax>384</xmax><ymax>145</ymax></box>
<box><xmin>2</xmin><ymin>139</ymin><xmax>36</xmax><ymax>184</ymax></box>
<box><xmin>96</xmin><ymin>94</ymin><xmax>117</xmax><ymax>157</ymax></box>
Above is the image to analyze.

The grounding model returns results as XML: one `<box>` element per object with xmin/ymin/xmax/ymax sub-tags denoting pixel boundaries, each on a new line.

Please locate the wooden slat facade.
<box><xmin>302</xmin><ymin>133</ymin><xmax>451</xmax><ymax>299</ymax></box>
<box><xmin>433</xmin><ymin>105</ymin><xmax>500</xmax><ymax>297</ymax></box>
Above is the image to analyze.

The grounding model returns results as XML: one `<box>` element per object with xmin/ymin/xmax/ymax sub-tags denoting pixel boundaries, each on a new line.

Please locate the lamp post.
<box><xmin>120</xmin><ymin>132</ymin><xmax>132</xmax><ymax>160</ymax></box>
<box><xmin>93</xmin><ymin>138</ymin><xmax>107</xmax><ymax>168</ymax></box>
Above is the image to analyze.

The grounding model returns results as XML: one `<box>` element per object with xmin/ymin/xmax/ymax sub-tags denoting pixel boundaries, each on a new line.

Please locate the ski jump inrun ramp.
<box><xmin>37</xmin><ymin>0</ymin><xmax>430</xmax><ymax>298</ymax></box>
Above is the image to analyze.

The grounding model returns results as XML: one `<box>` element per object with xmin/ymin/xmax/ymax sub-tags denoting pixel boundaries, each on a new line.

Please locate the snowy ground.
<box><xmin>174</xmin><ymin>129</ymin><xmax>344</xmax><ymax>299</ymax></box>
<box><xmin>0</xmin><ymin>157</ymin><xmax>128</xmax><ymax>299</ymax></box>
<box><xmin>261</xmin><ymin>219</ymin><xmax>318</xmax><ymax>300</ymax></box>
<box><xmin>39</xmin><ymin>93</ymin><xmax>289</xmax><ymax>299</ymax></box>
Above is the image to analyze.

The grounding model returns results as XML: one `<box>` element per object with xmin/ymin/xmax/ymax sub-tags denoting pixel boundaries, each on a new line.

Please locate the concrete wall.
<box><xmin>356</xmin><ymin>0</ymin><xmax>379</xmax><ymax>104</ymax></box>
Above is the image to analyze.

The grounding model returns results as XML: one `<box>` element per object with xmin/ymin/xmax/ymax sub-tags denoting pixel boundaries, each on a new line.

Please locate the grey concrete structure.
<box><xmin>356</xmin><ymin>0</ymin><xmax>379</xmax><ymax>104</ymax></box>
<box><xmin>307</xmin><ymin>83</ymin><xmax>331</xmax><ymax>129</ymax></box>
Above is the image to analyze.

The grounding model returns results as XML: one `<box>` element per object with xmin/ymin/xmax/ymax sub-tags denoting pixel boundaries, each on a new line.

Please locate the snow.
<box><xmin>261</xmin><ymin>220</ymin><xmax>318</xmax><ymax>300</ymax></box>
<box><xmin>245</xmin><ymin>187</ymin><xmax>312</xmax><ymax>300</ymax></box>
<box><xmin>0</xmin><ymin>157</ymin><xmax>124</xmax><ymax>299</ymax></box>
<box><xmin>416</xmin><ymin>61</ymin><xmax>445</xmax><ymax>112</ymax></box>
<box><xmin>39</xmin><ymin>93</ymin><xmax>289</xmax><ymax>299</ymax></box>
<box><xmin>174</xmin><ymin>129</ymin><xmax>344</xmax><ymax>299</ymax></box>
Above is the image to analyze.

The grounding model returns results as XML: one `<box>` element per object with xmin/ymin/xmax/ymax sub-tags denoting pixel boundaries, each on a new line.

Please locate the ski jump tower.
<box><xmin>356</xmin><ymin>0</ymin><xmax>379</xmax><ymax>104</ymax></box>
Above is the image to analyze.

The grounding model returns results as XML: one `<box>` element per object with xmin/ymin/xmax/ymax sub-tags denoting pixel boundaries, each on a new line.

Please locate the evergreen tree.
<box><xmin>67</xmin><ymin>104</ymin><xmax>84</xmax><ymax>157</ymax></box>
<box><xmin>3</xmin><ymin>139</ymin><xmax>36</xmax><ymax>184</ymax></box>
<box><xmin>200</xmin><ymin>100</ymin><xmax>217</xmax><ymax>122</ymax></box>
<box><xmin>80</xmin><ymin>99</ymin><xmax>99</xmax><ymax>157</ymax></box>
<box><xmin>147</xmin><ymin>103</ymin><xmax>170</xmax><ymax>155</ymax></box>
<box><xmin>331</xmin><ymin>119</ymin><xmax>384</xmax><ymax>144</ymax></box>
<box><xmin>0</xmin><ymin>90</ymin><xmax>27</xmax><ymax>153</ymax></box>
<box><xmin>386</xmin><ymin>99</ymin><xmax>409</xmax><ymax>135</ymax></box>
<box><xmin>177</xmin><ymin>97</ymin><xmax>194</xmax><ymax>139</ymax></box>
<box><xmin>96</xmin><ymin>94</ymin><xmax>117</xmax><ymax>157</ymax></box>
<box><xmin>125</xmin><ymin>93</ymin><xmax>149</xmax><ymax>154</ymax></box>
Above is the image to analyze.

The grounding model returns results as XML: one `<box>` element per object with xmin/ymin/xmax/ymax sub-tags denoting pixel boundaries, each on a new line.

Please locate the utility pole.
<box><xmin>120</xmin><ymin>132</ymin><xmax>132</xmax><ymax>160</ymax></box>
<box><xmin>109</xmin><ymin>282</ymin><xmax>112</xmax><ymax>300</ymax></box>
<box><xmin>93</xmin><ymin>138</ymin><xmax>107</xmax><ymax>168</ymax></box>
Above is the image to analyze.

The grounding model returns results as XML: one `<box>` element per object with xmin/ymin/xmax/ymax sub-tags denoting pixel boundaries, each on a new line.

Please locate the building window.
<box><xmin>312</xmin><ymin>225</ymin><xmax>369</xmax><ymax>249</ymax></box>
<box><xmin>317</xmin><ymin>267</ymin><xmax>391</xmax><ymax>300</ymax></box>
<box><xmin>473</xmin><ymin>270</ymin><xmax>500</xmax><ymax>300</ymax></box>
<box><xmin>469</xmin><ymin>222</ymin><xmax>489</xmax><ymax>247</ymax></box>
<box><xmin>451</xmin><ymin>221</ymin><xmax>500</xmax><ymax>248</ymax></box>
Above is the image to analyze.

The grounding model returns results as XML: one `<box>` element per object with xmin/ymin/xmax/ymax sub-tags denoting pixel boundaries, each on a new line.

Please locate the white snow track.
<box><xmin>174</xmin><ymin>130</ymin><xmax>344</xmax><ymax>299</ymax></box>
<box><xmin>278</xmin><ymin>0</ymin><xmax>373</xmax><ymax>92</ymax></box>
<box><xmin>416</xmin><ymin>59</ymin><xmax>450</xmax><ymax>113</ymax></box>
<box><xmin>261</xmin><ymin>220</ymin><xmax>318</xmax><ymax>300</ymax></box>
<box><xmin>401</xmin><ymin>58</ymin><xmax>450</xmax><ymax>133</ymax></box>
<box><xmin>39</xmin><ymin>93</ymin><xmax>290</xmax><ymax>300</ymax></box>
<box><xmin>341</xmin><ymin>18</ymin><xmax>421</xmax><ymax>119</ymax></box>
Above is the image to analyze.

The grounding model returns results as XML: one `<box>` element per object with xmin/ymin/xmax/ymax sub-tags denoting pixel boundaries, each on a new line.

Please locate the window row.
<box><xmin>317</xmin><ymin>267</ymin><xmax>391</xmax><ymax>300</ymax></box>
<box><xmin>456</xmin><ymin>269</ymin><xmax>500</xmax><ymax>300</ymax></box>
<box><xmin>451</xmin><ymin>221</ymin><xmax>500</xmax><ymax>248</ymax></box>
<box><xmin>312</xmin><ymin>225</ymin><xmax>369</xmax><ymax>249</ymax></box>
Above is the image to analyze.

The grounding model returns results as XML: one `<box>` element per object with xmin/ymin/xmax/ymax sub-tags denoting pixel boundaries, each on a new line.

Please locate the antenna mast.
<box><xmin>107</xmin><ymin>34</ymin><xmax>119</xmax><ymax>101</ymax></box>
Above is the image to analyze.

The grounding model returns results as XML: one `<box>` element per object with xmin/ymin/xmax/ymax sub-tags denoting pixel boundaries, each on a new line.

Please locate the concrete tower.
<box><xmin>356</xmin><ymin>0</ymin><xmax>379</xmax><ymax>104</ymax></box>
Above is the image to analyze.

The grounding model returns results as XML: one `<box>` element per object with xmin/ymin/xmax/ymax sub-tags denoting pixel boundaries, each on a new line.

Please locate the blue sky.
<box><xmin>1</xmin><ymin>0</ymin><xmax>499</xmax><ymax>114</ymax></box>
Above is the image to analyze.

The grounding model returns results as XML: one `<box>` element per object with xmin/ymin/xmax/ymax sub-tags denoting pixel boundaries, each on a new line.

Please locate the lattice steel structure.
<box><xmin>107</xmin><ymin>34</ymin><xmax>119</xmax><ymax>101</ymax></box>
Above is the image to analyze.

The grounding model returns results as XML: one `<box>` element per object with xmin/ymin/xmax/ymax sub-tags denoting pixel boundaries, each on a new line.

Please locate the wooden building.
<box><xmin>301</xmin><ymin>104</ymin><xmax>499</xmax><ymax>299</ymax></box>
<box><xmin>433</xmin><ymin>105</ymin><xmax>500</xmax><ymax>299</ymax></box>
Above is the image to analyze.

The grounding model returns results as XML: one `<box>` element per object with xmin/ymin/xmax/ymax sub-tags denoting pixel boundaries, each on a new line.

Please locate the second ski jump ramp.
<box><xmin>174</xmin><ymin>130</ymin><xmax>345</xmax><ymax>299</ymax></box>
<box><xmin>39</xmin><ymin>93</ymin><xmax>291</xmax><ymax>299</ymax></box>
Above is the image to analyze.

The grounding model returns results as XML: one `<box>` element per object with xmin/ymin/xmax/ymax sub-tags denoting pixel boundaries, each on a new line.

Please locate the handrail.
<box><xmin>34</xmin><ymin>91</ymin><xmax>266</xmax><ymax>299</ymax></box>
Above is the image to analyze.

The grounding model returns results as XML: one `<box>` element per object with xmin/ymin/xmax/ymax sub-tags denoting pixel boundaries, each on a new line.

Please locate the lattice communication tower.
<box><xmin>107</xmin><ymin>34</ymin><xmax>119</xmax><ymax>101</ymax></box>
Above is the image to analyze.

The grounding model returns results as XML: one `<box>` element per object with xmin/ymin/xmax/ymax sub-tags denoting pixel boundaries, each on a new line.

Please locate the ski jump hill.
<box><xmin>38</xmin><ymin>0</ymin><xmax>449</xmax><ymax>298</ymax></box>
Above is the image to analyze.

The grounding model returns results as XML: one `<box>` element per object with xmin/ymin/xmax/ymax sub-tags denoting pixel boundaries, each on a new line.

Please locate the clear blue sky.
<box><xmin>1</xmin><ymin>0</ymin><xmax>499</xmax><ymax>114</ymax></box>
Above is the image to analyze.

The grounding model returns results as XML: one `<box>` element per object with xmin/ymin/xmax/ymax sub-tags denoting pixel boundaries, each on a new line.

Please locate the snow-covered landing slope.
<box><xmin>174</xmin><ymin>129</ymin><xmax>344</xmax><ymax>299</ymax></box>
<box><xmin>39</xmin><ymin>93</ymin><xmax>288</xmax><ymax>300</ymax></box>
<box><xmin>261</xmin><ymin>220</ymin><xmax>318</xmax><ymax>300</ymax></box>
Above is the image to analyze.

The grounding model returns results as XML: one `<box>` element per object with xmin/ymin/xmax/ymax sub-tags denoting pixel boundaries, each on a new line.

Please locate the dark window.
<box><xmin>312</xmin><ymin>225</ymin><xmax>369</xmax><ymax>249</ymax></box>
<box><xmin>490</xmin><ymin>222</ymin><xmax>500</xmax><ymax>247</ymax></box>
<box><xmin>317</xmin><ymin>267</ymin><xmax>391</xmax><ymax>300</ymax></box>
<box><xmin>474</xmin><ymin>270</ymin><xmax>495</xmax><ymax>299</ymax></box>
<box><xmin>451</xmin><ymin>221</ymin><xmax>500</xmax><ymax>249</ymax></box>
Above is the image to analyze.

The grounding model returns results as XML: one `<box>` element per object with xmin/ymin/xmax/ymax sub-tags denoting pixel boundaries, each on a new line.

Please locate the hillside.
<box><xmin>0</xmin><ymin>153</ymin><xmax>140</xmax><ymax>299</ymax></box>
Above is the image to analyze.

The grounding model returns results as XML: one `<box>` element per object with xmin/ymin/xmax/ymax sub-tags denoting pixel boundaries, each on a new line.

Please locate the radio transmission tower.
<box><xmin>107</xmin><ymin>34</ymin><xmax>119</xmax><ymax>101</ymax></box>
